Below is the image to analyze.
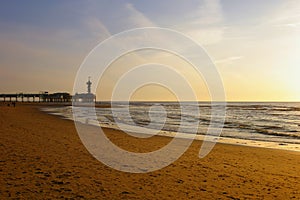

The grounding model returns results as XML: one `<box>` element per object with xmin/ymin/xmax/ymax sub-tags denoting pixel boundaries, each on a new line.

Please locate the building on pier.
<box><xmin>72</xmin><ymin>77</ymin><xmax>96</xmax><ymax>103</ymax></box>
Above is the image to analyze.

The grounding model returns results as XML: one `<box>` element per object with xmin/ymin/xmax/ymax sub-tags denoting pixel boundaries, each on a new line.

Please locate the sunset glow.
<box><xmin>0</xmin><ymin>0</ymin><xmax>299</xmax><ymax>101</ymax></box>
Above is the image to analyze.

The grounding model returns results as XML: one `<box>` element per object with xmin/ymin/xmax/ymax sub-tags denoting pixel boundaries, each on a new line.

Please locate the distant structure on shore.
<box><xmin>0</xmin><ymin>92</ymin><xmax>71</xmax><ymax>103</ymax></box>
<box><xmin>73</xmin><ymin>77</ymin><xmax>96</xmax><ymax>103</ymax></box>
<box><xmin>0</xmin><ymin>77</ymin><xmax>96</xmax><ymax>103</ymax></box>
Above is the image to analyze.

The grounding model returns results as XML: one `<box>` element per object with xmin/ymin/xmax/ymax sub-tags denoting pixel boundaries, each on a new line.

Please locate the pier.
<box><xmin>0</xmin><ymin>92</ymin><xmax>72</xmax><ymax>103</ymax></box>
<box><xmin>0</xmin><ymin>78</ymin><xmax>96</xmax><ymax>103</ymax></box>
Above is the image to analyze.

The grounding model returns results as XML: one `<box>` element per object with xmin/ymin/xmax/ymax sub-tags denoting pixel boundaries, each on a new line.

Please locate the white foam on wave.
<box><xmin>40</xmin><ymin>106</ymin><xmax>300</xmax><ymax>153</ymax></box>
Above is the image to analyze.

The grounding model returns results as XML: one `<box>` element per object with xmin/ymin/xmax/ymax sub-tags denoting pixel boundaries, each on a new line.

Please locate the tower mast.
<box><xmin>86</xmin><ymin>77</ymin><xmax>92</xmax><ymax>94</ymax></box>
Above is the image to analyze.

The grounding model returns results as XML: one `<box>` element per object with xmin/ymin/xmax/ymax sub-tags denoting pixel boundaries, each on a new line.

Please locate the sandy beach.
<box><xmin>0</xmin><ymin>103</ymin><xmax>299</xmax><ymax>199</ymax></box>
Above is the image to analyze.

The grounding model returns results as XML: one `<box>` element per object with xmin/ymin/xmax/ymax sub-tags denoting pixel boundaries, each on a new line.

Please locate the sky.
<box><xmin>0</xmin><ymin>0</ymin><xmax>300</xmax><ymax>101</ymax></box>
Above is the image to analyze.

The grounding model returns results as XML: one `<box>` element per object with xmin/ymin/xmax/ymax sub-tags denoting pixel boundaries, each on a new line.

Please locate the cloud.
<box><xmin>189</xmin><ymin>0</ymin><xmax>223</xmax><ymax>25</ymax></box>
<box><xmin>266</xmin><ymin>0</ymin><xmax>300</xmax><ymax>29</ymax></box>
<box><xmin>185</xmin><ymin>27</ymin><xmax>225</xmax><ymax>45</ymax></box>
<box><xmin>84</xmin><ymin>17</ymin><xmax>111</xmax><ymax>39</ymax></box>
<box><xmin>215</xmin><ymin>56</ymin><xmax>244</xmax><ymax>64</ymax></box>
<box><xmin>80</xmin><ymin>1</ymin><xmax>225</xmax><ymax>46</ymax></box>
<box><xmin>124</xmin><ymin>3</ymin><xmax>156</xmax><ymax>27</ymax></box>
<box><xmin>273</xmin><ymin>22</ymin><xmax>300</xmax><ymax>28</ymax></box>
<box><xmin>175</xmin><ymin>0</ymin><xmax>225</xmax><ymax>45</ymax></box>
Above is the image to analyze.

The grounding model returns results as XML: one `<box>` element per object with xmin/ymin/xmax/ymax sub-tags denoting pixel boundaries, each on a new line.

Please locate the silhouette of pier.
<box><xmin>0</xmin><ymin>92</ymin><xmax>72</xmax><ymax>103</ymax></box>
<box><xmin>0</xmin><ymin>78</ymin><xmax>96</xmax><ymax>103</ymax></box>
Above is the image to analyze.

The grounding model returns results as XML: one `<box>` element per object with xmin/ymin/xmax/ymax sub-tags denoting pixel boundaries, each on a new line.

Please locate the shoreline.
<box><xmin>1</xmin><ymin>103</ymin><xmax>300</xmax><ymax>199</ymax></box>
<box><xmin>41</xmin><ymin>104</ymin><xmax>300</xmax><ymax>153</ymax></box>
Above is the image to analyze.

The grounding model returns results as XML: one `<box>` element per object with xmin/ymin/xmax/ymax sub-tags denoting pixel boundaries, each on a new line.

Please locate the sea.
<box><xmin>41</xmin><ymin>102</ymin><xmax>300</xmax><ymax>152</ymax></box>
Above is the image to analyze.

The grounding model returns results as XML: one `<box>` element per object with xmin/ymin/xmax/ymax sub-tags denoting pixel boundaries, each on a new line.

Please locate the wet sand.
<box><xmin>0</xmin><ymin>103</ymin><xmax>299</xmax><ymax>199</ymax></box>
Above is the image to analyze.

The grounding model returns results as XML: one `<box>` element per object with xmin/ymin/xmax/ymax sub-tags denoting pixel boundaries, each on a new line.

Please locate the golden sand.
<box><xmin>0</xmin><ymin>104</ymin><xmax>299</xmax><ymax>199</ymax></box>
